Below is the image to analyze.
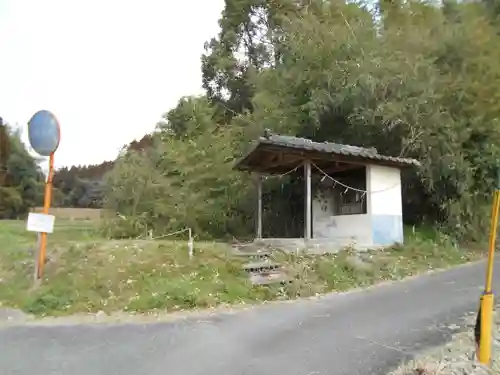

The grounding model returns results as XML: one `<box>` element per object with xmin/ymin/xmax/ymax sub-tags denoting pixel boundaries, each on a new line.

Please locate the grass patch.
<box><xmin>0</xmin><ymin>220</ymin><xmax>484</xmax><ymax>317</ymax></box>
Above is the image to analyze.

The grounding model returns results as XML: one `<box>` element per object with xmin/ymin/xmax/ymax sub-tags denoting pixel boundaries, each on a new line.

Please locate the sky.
<box><xmin>0</xmin><ymin>0</ymin><xmax>224</xmax><ymax>169</ymax></box>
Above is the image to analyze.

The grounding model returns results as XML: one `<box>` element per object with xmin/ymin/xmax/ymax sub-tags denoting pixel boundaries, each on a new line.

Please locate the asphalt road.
<box><xmin>1</xmin><ymin>260</ymin><xmax>497</xmax><ymax>375</ymax></box>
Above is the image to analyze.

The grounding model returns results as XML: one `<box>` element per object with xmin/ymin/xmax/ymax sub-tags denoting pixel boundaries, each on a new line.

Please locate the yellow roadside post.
<box><xmin>477</xmin><ymin>175</ymin><xmax>500</xmax><ymax>365</ymax></box>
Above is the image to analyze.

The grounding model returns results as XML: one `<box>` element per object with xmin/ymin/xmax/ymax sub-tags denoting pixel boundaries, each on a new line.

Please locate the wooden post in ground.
<box><xmin>188</xmin><ymin>228</ymin><xmax>194</xmax><ymax>259</ymax></box>
<box><xmin>304</xmin><ymin>160</ymin><xmax>312</xmax><ymax>241</ymax></box>
<box><xmin>37</xmin><ymin>152</ymin><xmax>55</xmax><ymax>280</ymax></box>
<box><xmin>256</xmin><ymin>174</ymin><xmax>263</xmax><ymax>239</ymax></box>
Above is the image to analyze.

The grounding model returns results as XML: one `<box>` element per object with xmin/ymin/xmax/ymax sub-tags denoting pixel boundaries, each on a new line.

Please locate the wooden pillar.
<box><xmin>256</xmin><ymin>174</ymin><xmax>263</xmax><ymax>239</ymax></box>
<box><xmin>304</xmin><ymin>160</ymin><xmax>312</xmax><ymax>241</ymax></box>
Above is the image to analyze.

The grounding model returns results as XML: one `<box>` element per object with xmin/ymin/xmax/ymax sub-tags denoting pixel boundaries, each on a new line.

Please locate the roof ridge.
<box><xmin>236</xmin><ymin>133</ymin><xmax>420</xmax><ymax>171</ymax></box>
<box><xmin>263</xmin><ymin>134</ymin><xmax>378</xmax><ymax>153</ymax></box>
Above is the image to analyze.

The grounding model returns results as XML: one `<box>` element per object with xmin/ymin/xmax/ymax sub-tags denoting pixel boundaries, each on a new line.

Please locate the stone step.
<box><xmin>231</xmin><ymin>242</ymin><xmax>271</xmax><ymax>257</ymax></box>
<box><xmin>233</xmin><ymin>248</ymin><xmax>292</xmax><ymax>286</ymax></box>
<box><xmin>243</xmin><ymin>261</ymin><xmax>281</xmax><ymax>272</ymax></box>
<box><xmin>249</xmin><ymin>271</ymin><xmax>292</xmax><ymax>286</ymax></box>
<box><xmin>232</xmin><ymin>250</ymin><xmax>271</xmax><ymax>259</ymax></box>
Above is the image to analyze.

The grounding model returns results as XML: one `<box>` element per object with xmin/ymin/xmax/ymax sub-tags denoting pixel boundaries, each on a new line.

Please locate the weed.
<box><xmin>0</xmin><ymin>220</ymin><xmax>484</xmax><ymax>316</ymax></box>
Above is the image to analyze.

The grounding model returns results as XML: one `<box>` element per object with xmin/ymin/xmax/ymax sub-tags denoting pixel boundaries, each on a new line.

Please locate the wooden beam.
<box><xmin>261</xmin><ymin>150</ymin><xmax>280</xmax><ymax>165</ymax></box>
<box><xmin>262</xmin><ymin>155</ymin><xmax>303</xmax><ymax>170</ymax></box>
<box><xmin>256</xmin><ymin>144</ymin><xmax>410</xmax><ymax>169</ymax></box>
<box><xmin>304</xmin><ymin>160</ymin><xmax>312</xmax><ymax>241</ymax></box>
<box><xmin>315</xmin><ymin>163</ymin><xmax>363</xmax><ymax>175</ymax></box>
<box><xmin>256</xmin><ymin>174</ymin><xmax>263</xmax><ymax>239</ymax></box>
<box><xmin>239</xmin><ymin>144</ymin><xmax>410</xmax><ymax>175</ymax></box>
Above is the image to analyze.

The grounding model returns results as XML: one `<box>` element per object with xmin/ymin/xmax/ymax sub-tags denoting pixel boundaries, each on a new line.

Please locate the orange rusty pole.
<box><xmin>36</xmin><ymin>152</ymin><xmax>55</xmax><ymax>280</ymax></box>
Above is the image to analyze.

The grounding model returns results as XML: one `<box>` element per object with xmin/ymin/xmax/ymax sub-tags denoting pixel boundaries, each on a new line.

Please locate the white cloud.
<box><xmin>0</xmin><ymin>0</ymin><xmax>224</xmax><ymax>168</ymax></box>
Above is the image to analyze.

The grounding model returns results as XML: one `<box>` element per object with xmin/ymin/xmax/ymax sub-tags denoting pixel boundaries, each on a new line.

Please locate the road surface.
<box><xmin>0</xmin><ymin>260</ymin><xmax>497</xmax><ymax>375</ymax></box>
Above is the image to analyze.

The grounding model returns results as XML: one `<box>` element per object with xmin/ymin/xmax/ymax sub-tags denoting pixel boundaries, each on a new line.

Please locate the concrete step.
<box><xmin>243</xmin><ymin>261</ymin><xmax>281</xmax><ymax>272</ymax></box>
<box><xmin>231</xmin><ymin>242</ymin><xmax>271</xmax><ymax>257</ymax></box>
<box><xmin>249</xmin><ymin>270</ymin><xmax>292</xmax><ymax>286</ymax></box>
<box><xmin>232</xmin><ymin>250</ymin><xmax>271</xmax><ymax>259</ymax></box>
<box><xmin>233</xmin><ymin>248</ymin><xmax>292</xmax><ymax>286</ymax></box>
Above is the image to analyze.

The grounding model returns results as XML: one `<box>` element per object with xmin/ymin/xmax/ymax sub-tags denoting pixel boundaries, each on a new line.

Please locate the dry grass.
<box><xmin>0</xmin><ymin>220</ymin><xmax>485</xmax><ymax>317</ymax></box>
<box><xmin>393</xmin><ymin>358</ymin><xmax>499</xmax><ymax>375</ymax></box>
<box><xmin>392</xmin><ymin>360</ymin><xmax>449</xmax><ymax>375</ymax></box>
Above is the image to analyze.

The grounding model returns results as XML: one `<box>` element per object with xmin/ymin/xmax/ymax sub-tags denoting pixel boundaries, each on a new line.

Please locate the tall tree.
<box><xmin>104</xmin><ymin>0</ymin><xmax>500</xmax><ymax>241</ymax></box>
<box><xmin>250</xmin><ymin>0</ymin><xmax>500</xmax><ymax>237</ymax></box>
<box><xmin>104</xmin><ymin>98</ymin><xmax>253</xmax><ymax>239</ymax></box>
<box><xmin>0</xmin><ymin>118</ymin><xmax>10</xmax><ymax>187</ymax></box>
<box><xmin>201</xmin><ymin>0</ymin><xmax>301</xmax><ymax>121</ymax></box>
<box><xmin>0</xmin><ymin>126</ymin><xmax>44</xmax><ymax>218</ymax></box>
<box><xmin>158</xmin><ymin>96</ymin><xmax>216</xmax><ymax>137</ymax></box>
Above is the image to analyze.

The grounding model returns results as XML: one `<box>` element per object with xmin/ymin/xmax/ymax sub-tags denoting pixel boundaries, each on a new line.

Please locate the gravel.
<box><xmin>391</xmin><ymin>309</ymin><xmax>500</xmax><ymax>375</ymax></box>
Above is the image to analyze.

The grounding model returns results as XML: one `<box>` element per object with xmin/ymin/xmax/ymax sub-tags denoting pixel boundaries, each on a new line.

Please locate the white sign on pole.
<box><xmin>26</xmin><ymin>213</ymin><xmax>55</xmax><ymax>233</ymax></box>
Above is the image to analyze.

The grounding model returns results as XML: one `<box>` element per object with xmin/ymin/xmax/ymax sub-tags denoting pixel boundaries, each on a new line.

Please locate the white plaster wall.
<box><xmin>367</xmin><ymin>164</ymin><xmax>404</xmax><ymax>245</ymax></box>
<box><xmin>312</xmin><ymin>193</ymin><xmax>372</xmax><ymax>247</ymax></box>
<box><xmin>367</xmin><ymin>165</ymin><xmax>402</xmax><ymax>215</ymax></box>
<box><xmin>311</xmin><ymin>164</ymin><xmax>403</xmax><ymax>248</ymax></box>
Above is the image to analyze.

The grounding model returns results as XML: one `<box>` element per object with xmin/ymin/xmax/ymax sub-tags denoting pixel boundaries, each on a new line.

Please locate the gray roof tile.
<box><xmin>257</xmin><ymin>134</ymin><xmax>420</xmax><ymax>167</ymax></box>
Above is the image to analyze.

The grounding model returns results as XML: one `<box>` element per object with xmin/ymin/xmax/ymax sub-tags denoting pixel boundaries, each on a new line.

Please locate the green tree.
<box><xmin>158</xmin><ymin>96</ymin><xmax>216</xmax><ymax>137</ymax></box>
<box><xmin>0</xmin><ymin>119</ymin><xmax>10</xmax><ymax>186</ymax></box>
<box><xmin>201</xmin><ymin>0</ymin><xmax>302</xmax><ymax>121</ymax></box>
<box><xmin>0</xmin><ymin>126</ymin><xmax>44</xmax><ymax>218</ymax></box>
<box><xmin>105</xmin><ymin>0</ymin><xmax>500</xmax><ymax>241</ymax></box>
<box><xmin>103</xmin><ymin>99</ymin><xmax>253</xmax><ymax>239</ymax></box>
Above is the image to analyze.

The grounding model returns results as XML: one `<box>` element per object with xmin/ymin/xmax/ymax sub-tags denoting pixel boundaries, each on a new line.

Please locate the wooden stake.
<box><xmin>256</xmin><ymin>174</ymin><xmax>263</xmax><ymax>239</ymax></box>
<box><xmin>304</xmin><ymin>160</ymin><xmax>312</xmax><ymax>241</ymax></box>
